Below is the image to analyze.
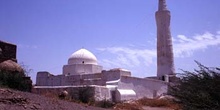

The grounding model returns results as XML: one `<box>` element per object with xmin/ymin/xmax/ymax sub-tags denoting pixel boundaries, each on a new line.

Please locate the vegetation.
<box><xmin>65</xmin><ymin>86</ymin><xmax>115</xmax><ymax>108</ymax></box>
<box><xmin>138</xmin><ymin>97</ymin><xmax>179</xmax><ymax>108</ymax></box>
<box><xmin>0</xmin><ymin>70</ymin><xmax>32</xmax><ymax>92</ymax></box>
<box><xmin>169</xmin><ymin>61</ymin><xmax>220</xmax><ymax>110</ymax></box>
<box><xmin>68</xmin><ymin>86</ymin><xmax>95</xmax><ymax>104</ymax></box>
<box><xmin>19</xmin><ymin>62</ymin><xmax>33</xmax><ymax>77</ymax></box>
<box><xmin>114</xmin><ymin>101</ymin><xmax>143</xmax><ymax>110</ymax></box>
<box><xmin>94</xmin><ymin>100</ymin><xmax>115</xmax><ymax>108</ymax></box>
<box><xmin>114</xmin><ymin>98</ymin><xmax>180</xmax><ymax>110</ymax></box>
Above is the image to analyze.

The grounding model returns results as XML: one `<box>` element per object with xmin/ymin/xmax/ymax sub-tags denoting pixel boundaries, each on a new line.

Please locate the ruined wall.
<box><xmin>0</xmin><ymin>41</ymin><xmax>17</xmax><ymax>62</ymax></box>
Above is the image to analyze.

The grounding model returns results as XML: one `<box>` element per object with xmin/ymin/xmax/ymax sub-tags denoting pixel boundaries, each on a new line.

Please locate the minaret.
<box><xmin>156</xmin><ymin>0</ymin><xmax>175</xmax><ymax>80</ymax></box>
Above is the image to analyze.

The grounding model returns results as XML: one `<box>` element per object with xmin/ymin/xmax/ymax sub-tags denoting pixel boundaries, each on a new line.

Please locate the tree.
<box><xmin>19</xmin><ymin>62</ymin><xmax>33</xmax><ymax>77</ymax></box>
<box><xmin>169</xmin><ymin>61</ymin><xmax>220</xmax><ymax>110</ymax></box>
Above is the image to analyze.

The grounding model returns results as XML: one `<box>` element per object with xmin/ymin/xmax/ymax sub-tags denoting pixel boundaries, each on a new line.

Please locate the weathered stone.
<box><xmin>0</xmin><ymin>60</ymin><xmax>23</xmax><ymax>72</ymax></box>
<box><xmin>0</xmin><ymin>40</ymin><xmax>17</xmax><ymax>63</ymax></box>
<box><xmin>158</xmin><ymin>0</ymin><xmax>167</xmax><ymax>11</ymax></box>
<box><xmin>0</xmin><ymin>41</ymin><xmax>24</xmax><ymax>73</ymax></box>
<box><xmin>156</xmin><ymin>0</ymin><xmax>175</xmax><ymax>80</ymax></box>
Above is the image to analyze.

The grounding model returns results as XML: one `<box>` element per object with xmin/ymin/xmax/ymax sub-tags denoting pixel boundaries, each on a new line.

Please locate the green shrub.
<box><xmin>0</xmin><ymin>70</ymin><xmax>32</xmax><ymax>92</ymax></box>
<box><xmin>69</xmin><ymin>86</ymin><xmax>95</xmax><ymax>104</ymax></box>
<box><xmin>94</xmin><ymin>100</ymin><xmax>115</xmax><ymax>108</ymax></box>
<box><xmin>169</xmin><ymin>61</ymin><xmax>220</xmax><ymax>110</ymax></box>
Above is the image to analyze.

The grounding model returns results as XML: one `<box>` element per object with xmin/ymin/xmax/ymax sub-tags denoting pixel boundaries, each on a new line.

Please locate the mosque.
<box><xmin>34</xmin><ymin>0</ymin><xmax>176</xmax><ymax>102</ymax></box>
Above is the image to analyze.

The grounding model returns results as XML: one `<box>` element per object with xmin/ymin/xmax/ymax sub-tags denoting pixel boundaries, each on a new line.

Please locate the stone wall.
<box><xmin>36</xmin><ymin>71</ymin><xmax>106</xmax><ymax>86</ymax></box>
<box><xmin>0</xmin><ymin>40</ymin><xmax>17</xmax><ymax>62</ymax></box>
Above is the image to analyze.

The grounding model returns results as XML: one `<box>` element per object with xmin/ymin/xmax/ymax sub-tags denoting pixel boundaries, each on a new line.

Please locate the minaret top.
<box><xmin>158</xmin><ymin>0</ymin><xmax>167</xmax><ymax>11</ymax></box>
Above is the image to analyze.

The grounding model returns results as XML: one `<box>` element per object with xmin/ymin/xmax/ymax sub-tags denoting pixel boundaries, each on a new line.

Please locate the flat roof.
<box><xmin>0</xmin><ymin>40</ymin><xmax>16</xmax><ymax>46</ymax></box>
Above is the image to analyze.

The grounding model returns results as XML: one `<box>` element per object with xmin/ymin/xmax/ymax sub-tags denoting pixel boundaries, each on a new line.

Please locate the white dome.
<box><xmin>68</xmin><ymin>49</ymin><xmax>98</xmax><ymax>65</ymax></box>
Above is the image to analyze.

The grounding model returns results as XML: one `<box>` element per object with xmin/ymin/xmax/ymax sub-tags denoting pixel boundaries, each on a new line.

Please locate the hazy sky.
<box><xmin>1</xmin><ymin>0</ymin><xmax>220</xmax><ymax>83</ymax></box>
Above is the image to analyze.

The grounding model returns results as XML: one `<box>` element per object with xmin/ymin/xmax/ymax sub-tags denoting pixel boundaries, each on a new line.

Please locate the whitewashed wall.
<box><xmin>118</xmin><ymin>76</ymin><xmax>168</xmax><ymax>99</ymax></box>
<box><xmin>63</xmin><ymin>64</ymin><xmax>102</xmax><ymax>75</ymax></box>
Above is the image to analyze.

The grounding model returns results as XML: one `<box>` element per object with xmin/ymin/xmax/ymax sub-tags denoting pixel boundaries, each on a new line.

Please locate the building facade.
<box><xmin>34</xmin><ymin>0</ymin><xmax>176</xmax><ymax>102</ymax></box>
<box><xmin>35</xmin><ymin>49</ymin><xmax>170</xmax><ymax>102</ymax></box>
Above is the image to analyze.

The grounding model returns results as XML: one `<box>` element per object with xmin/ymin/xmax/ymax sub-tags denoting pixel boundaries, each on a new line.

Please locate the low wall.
<box><xmin>33</xmin><ymin>85</ymin><xmax>111</xmax><ymax>101</ymax></box>
<box><xmin>118</xmin><ymin>76</ymin><xmax>168</xmax><ymax>99</ymax></box>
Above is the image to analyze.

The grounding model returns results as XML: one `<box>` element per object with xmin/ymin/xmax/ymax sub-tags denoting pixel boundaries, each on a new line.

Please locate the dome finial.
<box><xmin>158</xmin><ymin>0</ymin><xmax>167</xmax><ymax>11</ymax></box>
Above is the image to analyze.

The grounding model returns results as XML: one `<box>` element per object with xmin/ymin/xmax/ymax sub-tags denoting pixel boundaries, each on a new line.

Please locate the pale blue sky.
<box><xmin>1</xmin><ymin>0</ymin><xmax>220</xmax><ymax>83</ymax></box>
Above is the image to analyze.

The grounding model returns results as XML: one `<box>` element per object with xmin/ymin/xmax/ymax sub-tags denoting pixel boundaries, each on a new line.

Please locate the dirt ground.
<box><xmin>0</xmin><ymin>88</ymin><xmax>177</xmax><ymax>110</ymax></box>
<box><xmin>142</xmin><ymin>106</ymin><xmax>172</xmax><ymax>110</ymax></box>
<box><xmin>0</xmin><ymin>88</ymin><xmax>107</xmax><ymax>110</ymax></box>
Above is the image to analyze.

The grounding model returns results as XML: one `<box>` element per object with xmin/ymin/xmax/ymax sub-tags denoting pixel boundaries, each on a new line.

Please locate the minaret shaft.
<box><xmin>158</xmin><ymin>0</ymin><xmax>167</xmax><ymax>11</ymax></box>
<box><xmin>156</xmin><ymin>0</ymin><xmax>175</xmax><ymax>80</ymax></box>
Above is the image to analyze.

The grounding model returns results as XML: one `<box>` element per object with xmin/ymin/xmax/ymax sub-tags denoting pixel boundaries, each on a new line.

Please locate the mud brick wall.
<box><xmin>0</xmin><ymin>41</ymin><xmax>17</xmax><ymax>62</ymax></box>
